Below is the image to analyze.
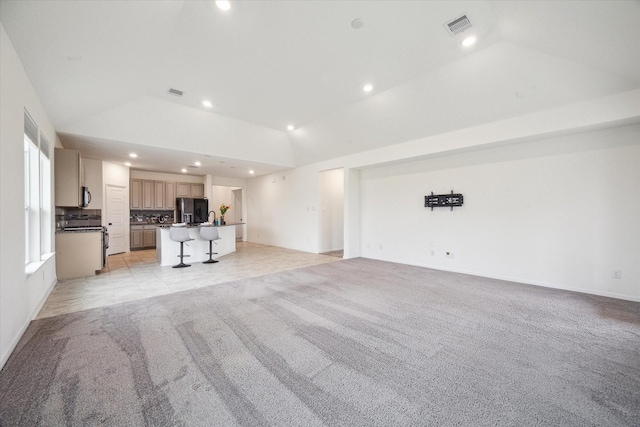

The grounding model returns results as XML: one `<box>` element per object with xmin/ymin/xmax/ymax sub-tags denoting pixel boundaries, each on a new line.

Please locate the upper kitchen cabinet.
<box><xmin>176</xmin><ymin>182</ymin><xmax>191</xmax><ymax>198</ymax></box>
<box><xmin>82</xmin><ymin>158</ymin><xmax>103</xmax><ymax>210</ymax></box>
<box><xmin>191</xmin><ymin>183</ymin><xmax>205</xmax><ymax>198</ymax></box>
<box><xmin>130</xmin><ymin>179</ymin><xmax>142</xmax><ymax>210</ymax></box>
<box><xmin>142</xmin><ymin>180</ymin><xmax>154</xmax><ymax>209</ymax></box>
<box><xmin>55</xmin><ymin>148</ymin><xmax>83</xmax><ymax>207</ymax></box>
<box><xmin>176</xmin><ymin>182</ymin><xmax>205</xmax><ymax>198</ymax></box>
<box><xmin>154</xmin><ymin>181</ymin><xmax>165</xmax><ymax>209</ymax></box>
<box><xmin>165</xmin><ymin>182</ymin><xmax>176</xmax><ymax>210</ymax></box>
<box><xmin>130</xmin><ymin>179</ymin><xmax>178</xmax><ymax>210</ymax></box>
<box><xmin>131</xmin><ymin>179</ymin><xmax>157</xmax><ymax>210</ymax></box>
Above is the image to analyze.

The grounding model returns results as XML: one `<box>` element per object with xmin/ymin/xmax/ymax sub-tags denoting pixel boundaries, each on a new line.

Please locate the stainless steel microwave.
<box><xmin>81</xmin><ymin>186</ymin><xmax>91</xmax><ymax>208</ymax></box>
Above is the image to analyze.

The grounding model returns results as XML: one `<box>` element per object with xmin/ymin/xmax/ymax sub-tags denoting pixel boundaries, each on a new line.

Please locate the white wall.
<box><xmin>319</xmin><ymin>168</ymin><xmax>344</xmax><ymax>253</ymax></box>
<box><xmin>247</xmin><ymin>167</ymin><xmax>321</xmax><ymax>251</ymax></box>
<box><xmin>0</xmin><ymin>23</ymin><xmax>58</xmax><ymax>368</ymax></box>
<box><xmin>247</xmin><ymin>122</ymin><xmax>640</xmax><ymax>301</ymax></box>
<box><xmin>211</xmin><ymin>185</ymin><xmax>239</xmax><ymax>218</ymax></box>
<box><xmin>359</xmin><ymin>124</ymin><xmax>640</xmax><ymax>301</ymax></box>
<box><xmin>130</xmin><ymin>169</ymin><xmax>205</xmax><ymax>184</ymax></box>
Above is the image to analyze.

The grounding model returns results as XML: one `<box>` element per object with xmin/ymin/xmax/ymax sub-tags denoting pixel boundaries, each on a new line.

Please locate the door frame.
<box><xmin>105</xmin><ymin>183</ymin><xmax>128</xmax><ymax>255</ymax></box>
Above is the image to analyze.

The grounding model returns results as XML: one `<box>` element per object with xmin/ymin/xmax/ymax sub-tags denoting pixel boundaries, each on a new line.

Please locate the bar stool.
<box><xmin>169</xmin><ymin>224</ymin><xmax>193</xmax><ymax>268</ymax></box>
<box><xmin>200</xmin><ymin>224</ymin><xmax>221</xmax><ymax>264</ymax></box>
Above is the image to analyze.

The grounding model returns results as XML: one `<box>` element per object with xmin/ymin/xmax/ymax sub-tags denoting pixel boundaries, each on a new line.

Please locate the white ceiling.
<box><xmin>1</xmin><ymin>0</ymin><xmax>638</xmax><ymax>177</ymax></box>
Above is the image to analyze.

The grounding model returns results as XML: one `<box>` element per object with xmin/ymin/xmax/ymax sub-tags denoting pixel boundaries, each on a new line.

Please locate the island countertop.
<box><xmin>156</xmin><ymin>224</ymin><xmax>240</xmax><ymax>266</ymax></box>
<box><xmin>155</xmin><ymin>222</ymin><xmax>244</xmax><ymax>228</ymax></box>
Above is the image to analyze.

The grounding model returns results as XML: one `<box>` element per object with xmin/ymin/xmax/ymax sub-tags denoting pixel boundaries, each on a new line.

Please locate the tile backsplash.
<box><xmin>130</xmin><ymin>210</ymin><xmax>174</xmax><ymax>223</ymax></box>
<box><xmin>56</xmin><ymin>208</ymin><xmax>102</xmax><ymax>230</ymax></box>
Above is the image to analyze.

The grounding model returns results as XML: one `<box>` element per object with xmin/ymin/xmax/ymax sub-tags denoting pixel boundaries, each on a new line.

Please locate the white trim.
<box><xmin>364</xmin><ymin>256</ymin><xmax>640</xmax><ymax>303</ymax></box>
<box><xmin>1</xmin><ymin>266</ymin><xmax>57</xmax><ymax>371</ymax></box>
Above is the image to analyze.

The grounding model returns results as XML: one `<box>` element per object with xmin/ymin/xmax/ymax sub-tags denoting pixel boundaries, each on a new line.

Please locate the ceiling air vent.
<box><xmin>444</xmin><ymin>14</ymin><xmax>472</xmax><ymax>37</ymax></box>
<box><xmin>168</xmin><ymin>88</ymin><xmax>183</xmax><ymax>96</ymax></box>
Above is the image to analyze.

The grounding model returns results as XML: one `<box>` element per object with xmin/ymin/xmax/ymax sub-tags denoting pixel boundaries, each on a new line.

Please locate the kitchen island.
<box><xmin>156</xmin><ymin>223</ymin><xmax>239</xmax><ymax>266</ymax></box>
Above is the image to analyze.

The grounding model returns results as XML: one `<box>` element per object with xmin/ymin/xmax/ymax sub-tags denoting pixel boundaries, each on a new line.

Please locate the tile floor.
<box><xmin>37</xmin><ymin>242</ymin><xmax>342</xmax><ymax>319</ymax></box>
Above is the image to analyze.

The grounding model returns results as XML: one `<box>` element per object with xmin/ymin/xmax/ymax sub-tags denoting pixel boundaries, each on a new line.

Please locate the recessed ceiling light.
<box><xmin>461</xmin><ymin>35</ymin><xmax>477</xmax><ymax>47</ymax></box>
<box><xmin>249</xmin><ymin>170</ymin><xmax>254</xmax><ymax>174</ymax></box>
<box><xmin>287</xmin><ymin>125</ymin><xmax>294</xmax><ymax>131</ymax></box>
<box><xmin>202</xmin><ymin>100</ymin><xmax>213</xmax><ymax>108</ymax></box>
<box><xmin>129</xmin><ymin>153</ymin><xmax>138</xmax><ymax>158</ymax></box>
<box><xmin>195</xmin><ymin>161</ymin><xmax>201</xmax><ymax>166</ymax></box>
<box><xmin>124</xmin><ymin>162</ymin><xmax>131</xmax><ymax>167</ymax></box>
<box><xmin>215</xmin><ymin>0</ymin><xmax>231</xmax><ymax>11</ymax></box>
<box><xmin>363</xmin><ymin>84</ymin><xmax>373</xmax><ymax>93</ymax></box>
<box><xmin>181</xmin><ymin>168</ymin><xmax>187</xmax><ymax>173</ymax></box>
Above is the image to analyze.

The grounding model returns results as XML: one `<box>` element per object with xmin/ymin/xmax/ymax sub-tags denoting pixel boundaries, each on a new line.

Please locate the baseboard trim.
<box><xmin>0</xmin><ymin>277</ymin><xmax>57</xmax><ymax>371</ymax></box>
<box><xmin>0</xmin><ymin>316</ymin><xmax>30</xmax><ymax>371</ymax></box>
<box><xmin>365</xmin><ymin>256</ymin><xmax>640</xmax><ymax>303</ymax></box>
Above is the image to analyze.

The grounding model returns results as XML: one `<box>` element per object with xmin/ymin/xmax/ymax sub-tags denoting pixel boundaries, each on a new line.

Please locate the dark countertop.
<box><xmin>156</xmin><ymin>222</ymin><xmax>244</xmax><ymax>228</ymax></box>
<box><xmin>56</xmin><ymin>229</ymin><xmax>102</xmax><ymax>234</ymax></box>
<box><xmin>130</xmin><ymin>221</ymin><xmax>168</xmax><ymax>226</ymax></box>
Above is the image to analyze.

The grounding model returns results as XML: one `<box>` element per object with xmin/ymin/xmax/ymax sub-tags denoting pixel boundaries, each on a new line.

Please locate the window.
<box><xmin>24</xmin><ymin>110</ymin><xmax>52</xmax><ymax>268</ymax></box>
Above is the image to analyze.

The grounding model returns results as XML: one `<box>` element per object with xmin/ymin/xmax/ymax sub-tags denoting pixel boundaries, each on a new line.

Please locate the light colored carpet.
<box><xmin>1</xmin><ymin>258</ymin><xmax>639</xmax><ymax>426</ymax></box>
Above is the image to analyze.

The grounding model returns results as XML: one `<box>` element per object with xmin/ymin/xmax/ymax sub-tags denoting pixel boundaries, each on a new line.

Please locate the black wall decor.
<box><xmin>425</xmin><ymin>191</ymin><xmax>463</xmax><ymax>211</ymax></box>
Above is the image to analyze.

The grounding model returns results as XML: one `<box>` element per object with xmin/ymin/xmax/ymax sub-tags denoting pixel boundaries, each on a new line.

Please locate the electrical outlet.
<box><xmin>379</xmin><ymin>244</ymin><xmax>383</xmax><ymax>250</ymax></box>
<box><xmin>612</xmin><ymin>270</ymin><xmax>622</xmax><ymax>279</ymax></box>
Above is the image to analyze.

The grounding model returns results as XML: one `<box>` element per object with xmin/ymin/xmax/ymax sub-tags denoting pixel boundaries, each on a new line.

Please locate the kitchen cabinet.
<box><xmin>143</xmin><ymin>228</ymin><xmax>156</xmax><ymax>247</ymax></box>
<box><xmin>131</xmin><ymin>179</ymin><xmax>178</xmax><ymax>210</ymax></box>
<box><xmin>176</xmin><ymin>182</ymin><xmax>191</xmax><ymax>198</ymax></box>
<box><xmin>131</xmin><ymin>224</ymin><xmax>156</xmax><ymax>249</ymax></box>
<box><xmin>176</xmin><ymin>182</ymin><xmax>205</xmax><ymax>198</ymax></box>
<box><xmin>142</xmin><ymin>180</ymin><xmax>154</xmax><ymax>209</ymax></box>
<box><xmin>131</xmin><ymin>226</ymin><xmax>144</xmax><ymax>249</ymax></box>
<box><xmin>191</xmin><ymin>183</ymin><xmax>205</xmax><ymax>198</ymax></box>
<box><xmin>83</xmin><ymin>158</ymin><xmax>103</xmax><ymax>210</ymax></box>
<box><xmin>165</xmin><ymin>182</ymin><xmax>176</xmax><ymax>209</ymax></box>
<box><xmin>55</xmin><ymin>232</ymin><xmax>102</xmax><ymax>279</ymax></box>
<box><xmin>54</xmin><ymin>148</ymin><xmax>83</xmax><ymax>207</ymax></box>
<box><xmin>154</xmin><ymin>181</ymin><xmax>165</xmax><ymax>209</ymax></box>
<box><xmin>130</xmin><ymin>179</ymin><xmax>142</xmax><ymax>209</ymax></box>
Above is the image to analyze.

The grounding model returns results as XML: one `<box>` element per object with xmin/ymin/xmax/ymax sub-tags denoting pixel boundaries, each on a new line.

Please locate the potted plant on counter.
<box><xmin>219</xmin><ymin>204</ymin><xmax>230</xmax><ymax>225</ymax></box>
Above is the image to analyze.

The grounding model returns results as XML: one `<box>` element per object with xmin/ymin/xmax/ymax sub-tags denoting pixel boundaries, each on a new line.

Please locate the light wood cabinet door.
<box><xmin>191</xmin><ymin>183</ymin><xmax>204</xmax><ymax>198</ymax></box>
<box><xmin>154</xmin><ymin>181</ymin><xmax>165</xmax><ymax>209</ymax></box>
<box><xmin>176</xmin><ymin>182</ymin><xmax>191</xmax><ymax>198</ymax></box>
<box><xmin>142</xmin><ymin>180</ymin><xmax>154</xmax><ymax>209</ymax></box>
<box><xmin>165</xmin><ymin>182</ymin><xmax>176</xmax><ymax>209</ymax></box>
<box><xmin>55</xmin><ymin>232</ymin><xmax>102</xmax><ymax>279</ymax></box>
<box><xmin>131</xmin><ymin>229</ymin><xmax>143</xmax><ymax>248</ymax></box>
<box><xmin>143</xmin><ymin>229</ymin><xmax>156</xmax><ymax>247</ymax></box>
<box><xmin>130</xmin><ymin>179</ymin><xmax>142</xmax><ymax>210</ymax></box>
<box><xmin>54</xmin><ymin>148</ymin><xmax>81</xmax><ymax>207</ymax></box>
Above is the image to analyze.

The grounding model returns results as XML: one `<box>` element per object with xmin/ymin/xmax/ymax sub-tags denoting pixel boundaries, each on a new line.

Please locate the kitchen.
<box><xmin>54</xmin><ymin>147</ymin><xmax>246</xmax><ymax>279</ymax></box>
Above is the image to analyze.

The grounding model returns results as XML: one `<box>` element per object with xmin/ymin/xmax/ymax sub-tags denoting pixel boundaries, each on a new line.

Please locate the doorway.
<box><xmin>211</xmin><ymin>185</ymin><xmax>245</xmax><ymax>241</ymax></box>
<box><xmin>319</xmin><ymin>168</ymin><xmax>344</xmax><ymax>256</ymax></box>
<box><xmin>232</xmin><ymin>188</ymin><xmax>244</xmax><ymax>241</ymax></box>
<box><xmin>105</xmin><ymin>184</ymin><xmax>127</xmax><ymax>255</ymax></box>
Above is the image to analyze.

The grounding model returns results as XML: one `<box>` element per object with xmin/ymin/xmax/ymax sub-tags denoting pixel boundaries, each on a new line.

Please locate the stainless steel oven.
<box><xmin>102</xmin><ymin>226</ymin><xmax>109</xmax><ymax>267</ymax></box>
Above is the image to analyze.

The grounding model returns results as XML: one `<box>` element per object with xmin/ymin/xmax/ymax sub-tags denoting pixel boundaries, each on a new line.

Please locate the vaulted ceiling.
<box><xmin>1</xmin><ymin>1</ymin><xmax>638</xmax><ymax>177</ymax></box>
